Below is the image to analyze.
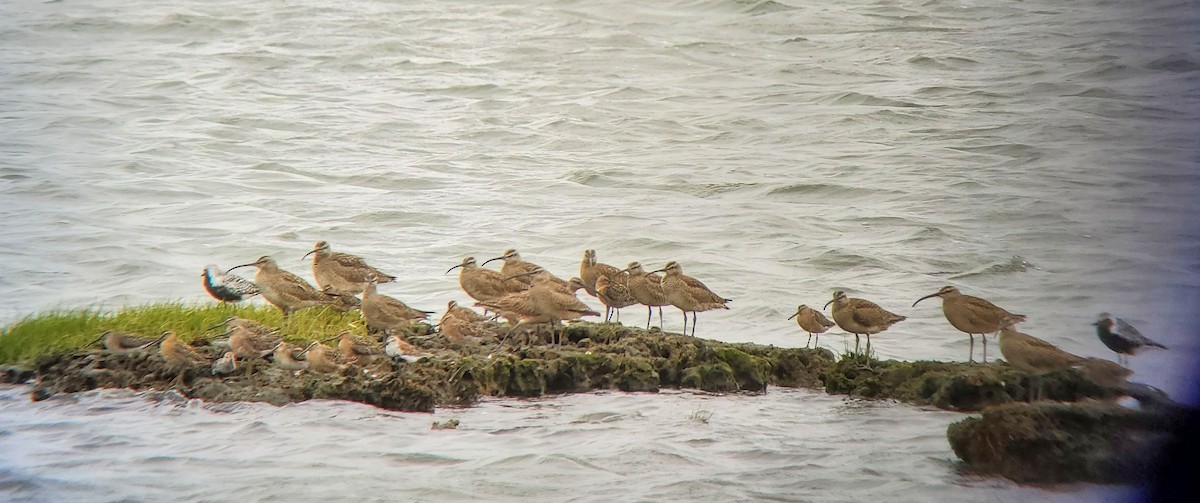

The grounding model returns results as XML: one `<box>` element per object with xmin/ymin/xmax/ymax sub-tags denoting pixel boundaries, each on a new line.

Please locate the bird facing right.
<box><xmin>1093</xmin><ymin>313</ymin><xmax>1167</xmax><ymax>365</ymax></box>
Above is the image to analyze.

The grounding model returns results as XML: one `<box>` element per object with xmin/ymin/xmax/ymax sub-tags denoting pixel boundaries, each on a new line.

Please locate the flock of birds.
<box><xmin>190</xmin><ymin>241</ymin><xmax>1171</xmax><ymax>397</ymax></box>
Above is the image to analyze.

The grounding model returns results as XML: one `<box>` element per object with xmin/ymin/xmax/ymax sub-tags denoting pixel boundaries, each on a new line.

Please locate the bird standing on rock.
<box><xmin>824</xmin><ymin>290</ymin><xmax>905</xmax><ymax>356</ymax></box>
<box><xmin>227</xmin><ymin>256</ymin><xmax>340</xmax><ymax>316</ymax></box>
<box><xmin>1093</xmin><ymin>313</ymin><xmax>1167</xmax><ymax>365</ymax></box>
<box><xmin>788</xmin><ymin>305</ymin><xmax>834</xmax><ymax>349</ymax></box>
<box><xmin>303</xmin><ymin>240</ymin><xmax>396</xmax><ymax>295</ymax></box>
<box><xmin>912</xmin><ymin>285</ymin><xmax>1025</xmax><ymax>364</ymax></box>
<box><xmin>650</xmin><ymin>261</ymin><xmax>730</xmax><ymax>337</ymax></box>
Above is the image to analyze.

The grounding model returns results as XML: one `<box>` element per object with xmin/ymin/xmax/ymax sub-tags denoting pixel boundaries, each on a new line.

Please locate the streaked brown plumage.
<box><xmin>595</xmin><ymin>274</ymin><xmax>637</xmax><ymax>323</ymax></box>
<box><xmin>338</xmin><ymin>330</ymin><xmax>383</xmax><ymax>363</ymax></box>
<box><xmin>913</xmin><ymin>285</ymin><xmax>1026</xmax><ymax>363</ymax></box>
<box><xmin>788</xmin><ymin>305</ymin><xmax>835</xmax><ymax>348</ymax></box>
<box><xmin>999</xmin><ymin>324</ymin><xmax>1085</xmax><ymax>401</ymax></box>
<box><xmin>481</xmin><ymin>249</ymin><xmax>543</xmax><ymax>286</ymax></box>
<box><xmin>650</xmin><ymin>261</ymin><xmax>731</xmax><ymax>337</ymax></box>
<box><xmin>504</xmin><ymin>266</ymin><xmax>574</xmax><ymax>294</ymax></box>
<box><xmin>303</xmin><ymin>240</ymin><xmax>396</xmax><ymax>295</ymax></box>
<box><xmin>303</xmin><ymin>342</ymin><xmax>342</xmax><ymax>373</ymax></box>
<box><xmin>160</xmin><ymin>331</ymin><xmax>207</xmax><ymax>368</ymax></box>
<box><xmin>477</xmin><ymin>273</ymin><xmax>600</xmax><ymax>345</ymax></box>
<box><xmin>447</xmin><ymin>256</ymin><xmax>526</xmax><ymax>304</ymax></box>
<box><xmin>273</xmin><ymin>342</ymin><xmax>310</xmax><ymax>371</ymax></box>
<box><xmin>579</xmin><ymin>249</ymin><xmax>620</xmax><ymax>297</ymax></box>
<box><xmin>620</xmin><ymin>262</ymin><xmax>670</xmax><ymax>330</ymax></box>
<box><xmin>228</xmin><ymin>325</ymin><xmax>277</xmax><ymax>359</ymax></box>
<box><xmin>227</xmin><ymin>256</ymin><xmax>338</xmax><ymax>316</ymax></box>
<box><xmin>362</xmin><ymin>275</ymin><xmax>433</xmax><ymax>334</ymax></box>
<box><xmin>824</xmin><ymin>290</ymin><xmax>905</xmax><ymax>355</ymax></box>
<box><xmin>444</xmin><ymin>300</ymin><xmax>490</xmax><ymax>323</ymax></box>
<box><xmin>95</xmin><ymin>330</ymin><xmax>159</xmax><ymax>353</ymax></box>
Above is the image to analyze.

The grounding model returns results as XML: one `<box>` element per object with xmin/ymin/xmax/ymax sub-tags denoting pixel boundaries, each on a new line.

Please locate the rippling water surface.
<box><xmin>1</xmin><ymin>0</ymin><xmax>1198</xmax><ymax>500</ymax></box>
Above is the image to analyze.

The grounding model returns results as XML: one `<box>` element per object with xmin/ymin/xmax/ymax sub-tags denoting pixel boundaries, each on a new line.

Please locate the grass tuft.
<box><xmin>0</xmin><ymin>302</ymin><xmax>366</xmax><ymax>364</ymax></box>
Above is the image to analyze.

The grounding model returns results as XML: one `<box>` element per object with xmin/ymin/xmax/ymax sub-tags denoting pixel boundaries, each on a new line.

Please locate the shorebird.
<box><xmin>443</xmin><ymin>300</ymin><xmax>490</xmax><ymax>323</ymax></box>
<box><xmin>227</xmin><ymin>256</ymin><xmax>340</xmax><ymax>316</ymax></box>
<box><xmin>481</xmin><ymin>249</ymin><xmax>543</xmax><ymax>286</ymax></box>
<box><xmin>160</xmin><ymin>331</ymin><xmax>208</xmax><ymax>368</ymax></box>
<box><xmin>336</xmin><ymin>330</ymin><xmax>383</xmax><ymax>364</ymax></box>
<box><xmin>447</xmin><ymin>256</ymin><xmax>527</xmax><ymax>305</ymax></box>
<box><xmin>92</xmin><ymin>330</ymin><xmax>159</xmax><ymax>353</ymax></box>
<box><xmin>202</xmin><ymin>264</ymin><xmax>260</xmax><ymax>303</ymax></box>
<box><xmin>210</xmin><ymin>317</ymin><xmax>278</xmax><ymax>338</ymax></box>
<box><xmin>211</xmin><ymin>352</ymin><xmax>238</xmax><ymax>376</ymax></box>
<box><xmin>649</xmin><ymin>261</ymin><xmax>731</xmax><ymax>337</ymax></box>
<box><xmin>385</xmin><ymin>335</ymin><xmax>429</xmax><ymax>364</ymax></box>
<box><xmin>1093</xmin><ymin>313</ymin><xmax>1167</xmax><ymax>365</ymax></box>
<box><xmin>619</xmin><ymin>262</ymin><xmax>670</xmax><ymax>330</ymax></box>
<box><xmin>503</xmin><ymin>266</ymin><xmax>574</xmax><ymax>293</ymax></box>
<box><xmin>437</xmin><ymin>312</ymin><xmax>491</xmax><ymax>342</ymax></box>
<box><xmin>579</xmin><ymin>249</ymin><xmax>620</xmax><ymax>297</ymax></box>
<box><xmin>912</xmin><ymin>286</ymin><xmax>1026</xmax><ymax>363</ymax></box>
<box><xmin>301</xmin><ymin>342</ymin><xmax>342</xmax><ymax>373</ymax></box>
<box><xmin>362</xmin><ymin>275</ymin><xmax>434</xmax><ymax>336</ymax></box>
<box><xmin>1078</xmin><ymin>357</ymin><xmax>1133</xmax><ymax>391</ymax></box>
<box><xmin>303</xmin><ymin>240</ymin><xmax>396</xmax><ymax>295</ymax></box>
<box><xmin>824</xmin><ymin>291</ymin><xmax>905</xmax><ymax>356</ymax></box>
<box><xmin>595</xmin><ymin>274</ymin><xmax>638</xmax><ymax>323</ymax></box>
<box><xmin>477</xmin><ymin>273</ymin><xmax>600</xmax><ymax>345</ymax></box>
<box><xmin>272</xmin><ymin>342</ymin><xmax>309</xmax><ymax>371</ymax></box>
<box><xmin>788</xmin><ymin>305</ymin><xmax>835</xmax><ymax>348</ymax></box>
<box><xmin>227</xmin><ymin>325</ymin><xmax>277</xmax><ymax>359</ymax></box>
<box><xmin>998</xmin><ymin>324</ymin><xmax>1086</xmax><ymax>401</ymax></box>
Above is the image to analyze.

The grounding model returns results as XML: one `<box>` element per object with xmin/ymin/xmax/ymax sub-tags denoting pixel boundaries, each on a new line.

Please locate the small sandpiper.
<box><xmin>385</xmin><ymin>335</ymin><xmax>429</xmax><ymax>364</ymax></box>
<box><xmin>1094</xmin><ymin>313</ymin><xmax>1168</xmax><ymax>365</ymax></box>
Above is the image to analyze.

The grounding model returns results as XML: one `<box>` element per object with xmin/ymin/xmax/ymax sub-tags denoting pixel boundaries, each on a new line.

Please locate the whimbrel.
<box><xmin>482</xmin><ymin>249</ymin><xmax>543</xmax><ymax>286</ymax></box>
<box><xmin>595</xmin><ymin>274</ymin><xmax>638</xmax><ymax>323</ymax></box>
<box><xmin>202</xmin><ymin>264</ymin><xmax>259</xmax><ymax>303</ymax></box>
<box><xmin>579</xmin><ymin>249</ymin><xmax>620</xmax><ymax>297</ymax></box>
<box><xmin>649</xmin><ymin>261</ymin><xmax>731</xmax><ymax>337</ymax></box>
<box><xmin>824</xmin><ymin>291</ymin><xmax>905</xmax><ymax>355</ymax></box>
<box><xmin>998</xmin><ymin>324</ymin><xmax>1084</xmax><ymax>401</ymax></box>
<box><xmin>477</xmin><ymin>273</ymin><xmax>600</xmax><ymax>345</ymax></box>
<box><xmin>447</xmin><ymin>257</ymin><xmax>527</xmax><ymax>305</ymax></box>
<box><xmin>619</xmin><ymin>262</ymin><xmax>670</xmax><ymax>330</ymax></box>
<box><xmin>93</xmin><ymin>330</ymin><xmax>159</xmax><ymax>353</ymax></box>
<box><xmin>337</xmin><ymin>330</ymin><xmax>383</xmax><ymax>364</ymax></box>
<box><xmin>1093</xmin><ymin>313</ymin><xmax>1167</xmax><ymax>365</ymax></box>
<box><xmin>160</xmin><ymin>331</ymin><xmax>207</xmax><ymax>368</ymax></box>
<box><xmin>227</xmin><ymin>256</ymin><xmax>339</xmax><ymax>316</ymax></box>
<box><xmin>362</xmin><ymin>275</ymin><xmax>434</xmax><ymax>336</ymax></box>
<box><xmin>272</xmin><ymin>342</ymin><xmax>310</xmax><ymax>371</ymax></box>
<box><xmin>211</xmin><ymin>352</ymin><xmax>238</xmax><ymax>376</ymax></box>
<box><xmin>913</xmin><ymin>286</ymin><xmax>1026</xmax><ymax>363</ymax></box>
<box><xmin>503</xmin><ymin>266</ymin><xmax>573</xmax><ymax>293</ymax></box>
<box><xmin>788</xmin><ymin>305</ymin><xmax>835</xmax><ymax>348</ymax></box>
<box><xmin>385</xmin><ymin>335</ymin><xmax>429</xmax><ymax>364</ymax></box>
<box><xmin>303</xmin><ymin>240</ymin><xmax>396</xmax><ymax>295</ymax></box>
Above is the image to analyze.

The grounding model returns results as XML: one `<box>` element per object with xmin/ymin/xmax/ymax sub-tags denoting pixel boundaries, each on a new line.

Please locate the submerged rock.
<box><xmin>821</xmin><ymin>356</ymin><xmax>1119</xmax><ymax>412</ymax></box>
<box><xmin>947</xmin><ymin>400</ymin><xmax>1184</xmax><ymax>484</ymax></box>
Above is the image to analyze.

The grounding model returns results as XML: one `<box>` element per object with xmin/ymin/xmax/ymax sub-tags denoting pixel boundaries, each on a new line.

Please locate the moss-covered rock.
<box><xmin>821</xmin><ymin>356</ymin><xmax>1118</xmax><ymax>412</ymax></box>
<box><xmin>947</xmin><ymin>401</ymin><xmax>1181</xmax><ymax>484</ymax></box>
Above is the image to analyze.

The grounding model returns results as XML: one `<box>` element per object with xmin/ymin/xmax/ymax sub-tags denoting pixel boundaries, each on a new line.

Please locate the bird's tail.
<box><xmin>1146</xmin><ymin>340</ymin><xmax>1168</xmax><ymax>350</ymax></box>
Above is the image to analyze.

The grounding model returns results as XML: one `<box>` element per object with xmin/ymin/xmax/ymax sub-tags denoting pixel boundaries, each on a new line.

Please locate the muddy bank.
<box><xmin>2</xmin><ymin>323</ymin><xmax>836</xmax><ymax>412</ymax></box>
<box><xmin>947</xmin><ymin>400</ymin><xmax>1186</xmax><ymax>484</ymax></box>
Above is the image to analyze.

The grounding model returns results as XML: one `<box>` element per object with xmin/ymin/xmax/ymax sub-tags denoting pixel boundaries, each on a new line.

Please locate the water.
<box><xmin>1</xmin><ymin>0</ymin><xmax>1197</xmax><ymax>500</ymax></box>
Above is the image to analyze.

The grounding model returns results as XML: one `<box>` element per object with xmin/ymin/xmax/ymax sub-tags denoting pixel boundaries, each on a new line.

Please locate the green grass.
<box><xmin>0</xmin><ymin>302</ymin><xmax>367</xmax><ymax>365</ymax></box>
